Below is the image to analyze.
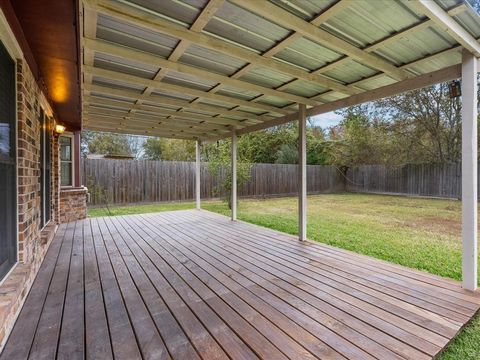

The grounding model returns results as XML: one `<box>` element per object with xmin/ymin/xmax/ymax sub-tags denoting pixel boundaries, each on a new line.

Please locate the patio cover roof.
<box><xmin>80</xmin><ymin>0</ymin><xmax>480</xmax><ymax>140</ymax></box>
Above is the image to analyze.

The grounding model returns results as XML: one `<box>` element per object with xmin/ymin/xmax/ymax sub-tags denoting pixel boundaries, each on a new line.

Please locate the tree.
<box><xmin>375</xmin><ymin>83</ymin><xmax>463</xmax><ymax>163</ymax></box>
<box><xmin>84</xmin><ymin>131</ymin><xmax>134</xmax><ymax>157</ymax></box>
<box><xmin>142</xmin><ymin>138</ymin><xmax>195</xmax><ymax>161</ymax></box>
<box><xmin>275</xmin><ymin>144</ymin><xmax>298</xmax><ymax>164</ymax></box>
<box><xmin>203</xmin><ymin>140</ymin><xmax>252</xmax><ymax>209</ymax></box>
<box><xmin>143</xmin><ymin>138</ymin><xmax>164</xmax><ymax>160</ymax></box>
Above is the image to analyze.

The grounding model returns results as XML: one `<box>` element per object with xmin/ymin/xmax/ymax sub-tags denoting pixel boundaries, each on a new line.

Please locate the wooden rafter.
<box><xmin>274</xmin><ymin>3</ymin><xmax>469</xmax><ymax>93</ymax></box>
<box><xmin>191</xmin><ymin>0</ymin><xmax>351</xmax><ymax>111</ymax></box>
<box><xmin>84</xmin><ymin>84</ymin><xmax>271</xmax><ymax>123</ymax></box>
<box><xmin>83</xmin><ymin>113</ymin><xmax>230</xmax><ymax>133</ymax></box>
<box><xmin>83</xmin><ymin>96</ymin><xmax>250</xmax><ymax>127</ymax></box>
<box><xmin>84</xmin><ymin>65</ymin><xmax>291</xmax><ymax>115</ymax></box>
<box><xmin>83</xmin><ymin>123</ymin><xmax>206</xmax><ymax>139</ymax></box>
<box><xmin>230</xmin><ymin>0</ymin><xmax>412</xmax><ymax>81</ymax></box>
<box><xmin>129</xmin><ymin>0</ymin><xmax>225</xmax><ymax>118</ymax></box>
<box><xmin>410</xmin><ymin>0</ymin><xmax>480</xmax><ymax>57</ymax></box>
<box><xmin>80</xmin><ymin>0</ymin><xmax>478</xmax><ymax>141</ymax></box>
<box><xmin>85</xmin><ymin>0</ymin><xmax>359</xmax><ymax>96</ymax></box>
<box><xmin>229</xmin><ymin>64</ymin><xmax>462</xmax><ymax>138</ymax></box>
<box><xmin>84</xmin><ymin>38</ymin><xmax>320</xmax><ymax>106</ymax></box>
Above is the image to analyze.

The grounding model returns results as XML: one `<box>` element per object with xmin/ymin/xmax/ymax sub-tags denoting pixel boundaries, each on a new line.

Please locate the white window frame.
<box><xmin>59</xmin><ymin>133</ymin><xmax>75</xmax><ymax>188</ymax></box>
<box><xmin>0</xmin><ymin>8</ymin><xmax>22</xmax><ymax>279</ymax></box>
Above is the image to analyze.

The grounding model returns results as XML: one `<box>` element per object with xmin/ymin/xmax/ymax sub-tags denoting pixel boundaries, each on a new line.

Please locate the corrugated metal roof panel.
<box><xmin>322</xmin><ymin>1</ymin><xmax>421</xmax><ymax>48</ymax></box>
<box><xmin>203</xmin><ymin>1</ymin><xmax>289</xmax><ymax>52</ymax></box>
<box><xmin>98</xmin><ymin>14</ymin><xmax>178</xmax><ymax>54</ymax></box>
<box><xmin>150</xmin><ymin>89</ymin><xmax>196</xmax><ymax>101</ymax></box>
<box><xmin>275</xmin><ymin>37</ymin><xmax>342</xmax><ymax>71</ymax></box>
<box><xmin>269</xmin><ymin>0</ymin><xmax>338</xmax><ymax>20</ymax></box>
<box><xmin>93</xmin><ymin>77</ymin><xmax>146</xmax><ymax>92</ymax></box>
<box><xmin>94</xmin><ymin>52</ymin><xmax>158</xmax><ymax>77</ymax></box>
<box><xmin>89</xmin><ymin>93</ymin><xmax>137</xmax><ymax>104</ymax></box>
<box><xmin>126</xmin><ymin>0</ymin><xmax>204</xmax><ymax>25</ymax></box>
<box><xmin>323</xmin><ymin>60</ymin><xmax>377</xmax><ymax>84</ymax></box>
<box><xmin>374</xmin><ymin>26</ymin><xmax>456</xmax><ymax>66</ymax></box>
<box><xmin>239</xmin><ymin>66</ymin><xmax>294</xmax><ymax>88</ymax></box>
<box><xmin>162</xmin><ymin>71</ymin><xmax>216</xmax><ymax>91</ymax></box>
<box><xmin>283</xmin><ymin>80</ymin><xmax>327</xmax><ymax>98</ymax></box>
<box><xmin>181</xmin><ymin>44</ymin><xmax>247</xmax><ymax>76</ymax></box>
<box><xmin>196</xmin><ymin>98</ymin><xmax>237</xmax><ymax>109</ymax></box>
<box><xmin>256</xmin><ymin>96</ymin><xmax>291</xmax><ymax>108</ymax></box>
<box><xmin>216</xmin><ymin>86</ymin><xmax>260</xmax><ymax>100</ymax></box>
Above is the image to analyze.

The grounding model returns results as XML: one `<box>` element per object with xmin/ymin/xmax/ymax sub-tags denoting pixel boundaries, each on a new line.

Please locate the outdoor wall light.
<box><xmin>448</xmin><ymin>80</ymin><xmax>461</xmax><ymax>98</ymax></box>
<box><xmin>55</xmin><ymin>124</ymin><xmax>66</xmax><ymax>134</ymax></box>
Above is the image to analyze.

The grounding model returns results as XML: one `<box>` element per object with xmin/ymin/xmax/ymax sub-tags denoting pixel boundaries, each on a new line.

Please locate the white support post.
<box><xmin>461</xmin><ymin>49</ymin><xmax>478</xmax><ymax>291</ymax></box>
<box><xmin>231</xmin><ymin>131</ymin><xmax>237</xmax><ymax>221</ymax></box>
<box><xmin>195</xmin><ymin>140</ymin><xmax>201</xmax><ymax>210</ymax></box>
<box><xmin>298</xmin><ymin>104</ymin><xmax>307</xmax><ymax>241</ymax></box>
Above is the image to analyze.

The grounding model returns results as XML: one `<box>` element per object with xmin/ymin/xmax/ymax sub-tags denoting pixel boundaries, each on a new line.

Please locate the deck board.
<box><xmin>1</xmin><ymin>209</ymin><xmax>479</xmax><ymax>360</ymax></box>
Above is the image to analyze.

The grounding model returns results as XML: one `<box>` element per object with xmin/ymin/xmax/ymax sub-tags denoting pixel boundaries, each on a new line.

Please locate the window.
<box><xmin>40</xmin><ymin>111</ymin><xmax>51</xmax><ymax>226</ymax></box>
<box><xmin>60</xmin><ymin>135</ymin><xmax>73</xmax><ymax>187</ymax></box>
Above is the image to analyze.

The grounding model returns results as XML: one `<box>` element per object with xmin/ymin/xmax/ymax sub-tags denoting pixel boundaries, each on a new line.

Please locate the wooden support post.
<box><xmin>461</xmin><ymin>49</ymin><xmax>478</xmax><ymax>291</ymax></box>
<box><xmin>195</xmin><ymin>140</ymin><xmax>201</xmax><ymax>210</ymax></box>
<box><xmin>231</xmin><ymin>131</ymin><xmax>237</xmax><ymax>221</ymax></box>
<box><xmin>298</xmin><ymin>104</ymin><xmax>307</xmax><ymax>241</ymax></box>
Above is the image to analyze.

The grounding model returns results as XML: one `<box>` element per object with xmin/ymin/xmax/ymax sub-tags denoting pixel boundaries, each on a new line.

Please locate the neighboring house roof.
<box><xmin>86</xmin><ymin>153</ymin><xmax>134</xmax><ymax>159</ymax></box>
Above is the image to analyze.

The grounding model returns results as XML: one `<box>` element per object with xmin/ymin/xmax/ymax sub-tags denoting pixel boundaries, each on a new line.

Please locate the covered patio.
<box><xmin>2</xmin><ymin>210</ymin><xmax>480</xmax><ymax>359</ymax></box>
<box><xmin>78</xmin><ymin>0</ymin><xmax>480</xmax><ymax>292</ymax></box>
<box><xmin>1</xmin><ymin>0</ymin><xmax>480</xmax><ymax>358</ymax></box>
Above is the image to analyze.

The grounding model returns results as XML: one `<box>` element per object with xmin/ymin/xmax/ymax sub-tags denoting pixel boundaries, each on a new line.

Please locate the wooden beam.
<box><xmin>196</xmin><ymin>140</ymin><xmax>201</xmax><ymax>209</ymax></box>
<box><xmin>83</xmin><ymin>113</ymin><xmax>227</xmax><ymax>132</ymax></box>
<box><xmin>84</xmin><ymin>96</ymin><xmax>251</xmax><ymax>127</ymax></box>
<box><xmin>461</xmin><ymin>49</ymin><xmax>478</xmax><ymax>291</ymax></box>
<box><xmin>152</xmin><ymin>0</ymin><xmax>225</xmax><ymax>118</ymax></box>
<box><xmin>86</xmin><ymin>0</ymin><xmax>359</xmax><ymax>96</ymax></box>
<box><xmin>85</xmin><ymin>65</ymin><xmax>291</xmax><ymax>115</ymax></box>
<box><xmin>84</xmin><ymin>118</ymin><xmax>225</xmax><ymax>136</ymax></box>
<box><xmin>82</xmin><ymin>5</ymin><xmax>98</xmax><ymax>87</ymax></box>
<box><xmin>84</xmin><ymin>38</ymin><xmax>319</xmax><ymax>106</ymax></box>
<box><xmin>278</xmin><ymin>3</ymin><xmax>468</xmax><ymax>92</ymax></box>
<box><xmin>83</xmin><ymin>117</ymin><xmax>227</xmax><ymax>135</ymax></box>
<box><xmin>410</xmin><ymin>0</ymin><xmax>480</xmax><ymax>57</ymax></box>
<box><xmin>84</xmin><ymin>84</ymin><xmax>272</xmax><ymax>123</ymax></box>
<box><xmin>82</xmin><ymin>124</ymin><xmax>203</xmax><ymax>139</ymax></box>
<box><xmin>235</xmin><ymin>64</ymin><xmax>462</xmax><ymax>136</ymax></box>
<box><xmin>298</xmin><ymin>103</ymin><xmax>307</xmax><ymax>241</ymax></box>
<box><xmin>230</xmin><ymin>0</ymin><xmax>411</xmax><ymax>81</ymax></box>
<box><xmin>231</xmin><ymin>130</ymin><xmax>237</xmax><ymax>221</ymax></box>
<box><xmin>216</xmin><ymin>0</ymin><xmax>351</xmax><ymax>97</ymax></box>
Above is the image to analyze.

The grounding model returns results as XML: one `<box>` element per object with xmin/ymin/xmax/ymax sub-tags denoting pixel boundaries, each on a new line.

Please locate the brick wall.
<box><xmin>59</xmin><ymin>187</ymin><xmax>88</xmax><ymax>223</ymax></box>
<box><xmin>17</xmin><ymin>58</ymin><xmax>41</xmax><ymax>264</ymax></box>
<box><xmin>0</xmin><ymin>58</ymin><xmax>60</xmax><ymax>347</ymax></box>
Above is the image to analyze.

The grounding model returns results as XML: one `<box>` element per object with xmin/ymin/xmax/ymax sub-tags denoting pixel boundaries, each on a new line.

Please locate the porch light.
<box><xmin>448</xmin><ymin>80</ymin><xmax>461</xmax><ymax>98</ymax></box>
<box><xmin>55</xmin><ymin>124</ymin><xmax>66</xmax><ymax>134</ymax></box>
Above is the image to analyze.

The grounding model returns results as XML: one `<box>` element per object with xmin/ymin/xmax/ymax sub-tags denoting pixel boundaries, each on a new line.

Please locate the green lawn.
<box><xmin>88</xmin><ymin>193</ymin><xmax>480</xmax><ymax>359</ymax></box>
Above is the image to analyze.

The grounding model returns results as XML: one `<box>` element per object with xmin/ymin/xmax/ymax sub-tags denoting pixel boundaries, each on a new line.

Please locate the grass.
<box><xmin>88</xmin><ymin>193</ymin><xmax>480</xmax><ymax>359</ymax></box>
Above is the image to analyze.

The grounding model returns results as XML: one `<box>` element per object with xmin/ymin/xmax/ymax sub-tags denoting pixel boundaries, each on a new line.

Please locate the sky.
<box><xmin>310</xmin><ymin>111</ymin><xmax>343</xmax><ymax>129</ymax></box>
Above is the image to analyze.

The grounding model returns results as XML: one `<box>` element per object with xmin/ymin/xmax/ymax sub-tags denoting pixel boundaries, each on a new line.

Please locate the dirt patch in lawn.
<box><xmin>407</xmin><ymin>216</ymin><xmax>461</xmax><ymax>237</ymax></box>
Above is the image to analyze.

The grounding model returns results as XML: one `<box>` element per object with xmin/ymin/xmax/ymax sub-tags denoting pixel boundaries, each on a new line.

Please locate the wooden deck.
<box><xmin>1</xmin><ymin>210</ymin><xmax>479</xmax><ymax>360</ymax></box>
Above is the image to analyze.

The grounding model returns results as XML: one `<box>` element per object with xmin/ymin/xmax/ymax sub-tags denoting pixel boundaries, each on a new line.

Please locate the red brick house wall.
<box><xmin>0</xmin><ymin>56</ymin><xmax>61</xmax><ymax>347</ymax></box>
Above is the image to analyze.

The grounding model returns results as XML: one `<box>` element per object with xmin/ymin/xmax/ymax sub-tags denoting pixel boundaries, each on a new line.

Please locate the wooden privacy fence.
<box><xmin>346</xmin><ymin>163</ymin><xmax>464</xmax><ymax>198</ymax></box>
<box><xmin>83</xmin><ymin>160</ymin><xmax>468</xmax><ymax>206</ymax></box>
<box><xmin>83</xmin><ymin>159</ymin><xmax>345</xmax><ymax>206</ymax></box>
